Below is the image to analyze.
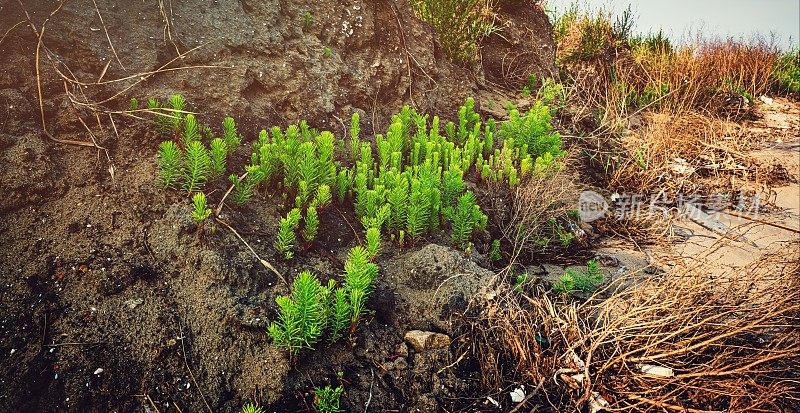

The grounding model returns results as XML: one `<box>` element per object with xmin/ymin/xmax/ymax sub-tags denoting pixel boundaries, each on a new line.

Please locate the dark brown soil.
<box><xmin>0</xmin><ymin>1</ymin><xmax>557</xmax><ymax>412</ymax></box>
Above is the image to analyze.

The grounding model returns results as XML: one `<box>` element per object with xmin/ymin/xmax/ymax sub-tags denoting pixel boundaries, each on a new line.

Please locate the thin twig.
<box><xmin>0</xmin><ymin>20</ymin><xmax>25</xmax><ymax>47</ymax></box>
<box><xmin>216</xmin><ymin>218</ymin><xmax>287</xmax><ymax>286</ymax></box>
<box><xmin>145</xmin><ymin>394</ymin><xmax>162</xmax><ymax>413</ymax></box>
<box><xmin>215</xmin><ymin>171</ymin><xmax>247</xmax><ymax>217</ymax></box>
<box><xmin>91</xmin><ymin>0</ymin><xmax>125</xmax><ymax>70</ymax></box>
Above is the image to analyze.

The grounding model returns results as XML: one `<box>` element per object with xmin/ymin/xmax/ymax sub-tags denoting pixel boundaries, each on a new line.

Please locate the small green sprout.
<box><xmin>513</xmin><ymin>273</ymin><xmax>529</xmax><ymax>292</ymax></box>
<box><xmin>182</xmin><ymin>141</ymin><xmax>210</xmax><ymax>193</ymax></box>
<box><xmin>191</xmin><ymin>192</ymin><xmax>212</xmax><ymax>224</ymax></box>
<box><xmin>323</xmin><ymin>47</ymin><xmax>332</xmax><ymax>58</ymax></box>
<box><xmin>490</xmin><ymin>239</ymin><xmax>502</xmax><ymax>262</ymax></box>
<box><xmin>303</xmin><ymin>11</ymin><xmax>313</xmax><ymax>29</ymax></box>
<box><xmin>129</xmin><ymin>97</ymin><xmax>138</xmax><ymax>111</ymax></box>
<box><xmin>239</xmin><ymin>403</ymin><xmax>265</xmax><ymax>413</ymax></box>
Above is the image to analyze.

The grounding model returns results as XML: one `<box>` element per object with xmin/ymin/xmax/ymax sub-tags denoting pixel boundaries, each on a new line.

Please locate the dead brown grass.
<box><xmin>473</xmin><ymin>242</ymin><xmax>800</xmax><ymax>412</ymax></box>
<box><xmin>607</xmin><ymin>111</ymin><xmax>764</xmax><ymax>195</ymax></box>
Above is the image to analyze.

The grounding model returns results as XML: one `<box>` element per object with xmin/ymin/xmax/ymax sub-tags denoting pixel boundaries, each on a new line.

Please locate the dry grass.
<box><xmin>493</xmin><ymin>162</ymin><xmax>578</xmax><ymax>260</ymax></box>
<box><xmin>606</xmin><ymin>111</ymin><xmax>764</xmax><ymax>195</ymax></box>
<box><xmin>472</xmin><ymin>242</ymin><xmax>800</xmax><ymax>412</ymax></box>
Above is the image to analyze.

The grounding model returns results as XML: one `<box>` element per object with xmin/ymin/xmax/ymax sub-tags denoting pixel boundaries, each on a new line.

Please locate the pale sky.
<box><xmin>545</xmin><ymin>0</ymin><xmax>800</xmax><ymax>50</ymax></box>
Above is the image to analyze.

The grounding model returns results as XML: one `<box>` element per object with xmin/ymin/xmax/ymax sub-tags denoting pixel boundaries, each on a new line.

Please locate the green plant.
<box><xmin>268</xmin><ymin>271</ymin><xmax>326</xmax><ymax>354</ymax></box>
<box><xmin>303</xmin><ymin>11</ymin><xmax>313</xmax><ymax>29</ymax></box>
<box><xmin>409</xmin><ymin>0</ymin><xmax>499</xmax><ymax>63</ymax></box>
<box><xmin>349</xmin><ymin>112</ymin><xmax>360</xmax><ymax>163</ymax></box>
<box><xmin>365</xmin><ymin>226</ymin><xmax>380</xmax><ymax>259</ymax></box>
<box><xmin>313</xmin><ymin>385</ymin><xmax>344</xmax><ymax>413</ymax></box>
<box><xmin>191</xmin><ymin>192</ymin><xmax>212</xmax><ymax>224</ymax></box>
<box><xmin>302</xmin><ymin>206</ymin><xmax>320</xmax><ymax>242</ymax></box>
<box><xmin>500</xmin><ymin>102</ymin><xmax>563</xmax><ymax>160</ymax></box>
<box><xmin>323</xmin><ymin>47</ymin><xmax>332</xmax><ymax>58</ymax></box>
<box><xmin>129</xmin><ymin>97</ymin><xmax>138</xmax><ymax>111</ymax></box>
<box><xmin>312</xmin><ymin>184</ymin><xmax>332</xmax><ymax>209</ymax></box>
<box><xmin>444</xmin><ymin>191</ymin><xmax>487</xmax><ymax>248</ymax></box>
<box><xmin>490</xmin><ymin>239</ymin><xmax>501</xmax><ymax>262</ymax></box>
<box><xmin>209</xmin><ymin>138</ymin><xmax>228</xmax><ymax>181</ymax></box>
<box><xmin>182</xmin><ymin>141</ymin><xmax>210</xmax><ymax>193</ymax></box>
<box><xmin>328</xmin><ymin>287</ymin><xmax>350</xmax><ymax>342</ymax></box>
<box><xmin>157</xmin><ymin>140</ymin><xmax>182</xmax><ymax>188</ymax></box>
<box><xmin>182</xmin><ymin>113</ymin><xmax>200</xmax><ymax>147</ymax></box>
<box><xmin>773</xmin><ymin>49</ymin><xmax>800</xmax><ymax>93</ymax></box>
<box><xmin>553</xmin><ymin>260</ymin><xmax>603</xmax><ymax>294</ymax></box>
<box><xmin>222</xmin><ymin>116</ymin><xmax>241</xmax><ymax>152</ymax></box>
<box><xmin>239</xmin><ymin>403</ymin><xmax>265</xmax><ymax>413</ymax></box>
<box><xmin>513</xmin><ymin>273</ymin><xmax>528</xmax><ymax>292</ymax></box>
<box><xmin>343</xmin><ymin>246</ymin><xmax>378</xmax><ymax>328</ymax></box>
<box><xmin>275</xmin><ymin>208</ymin><xmax>302</xmax><ymax>259</ymax></box>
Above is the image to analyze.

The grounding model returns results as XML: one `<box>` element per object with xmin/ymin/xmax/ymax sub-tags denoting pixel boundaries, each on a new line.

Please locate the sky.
<box><xmin>544</xmin><ymin>0</ymin><xmax>800</xmax><ymax>50</ymax></box>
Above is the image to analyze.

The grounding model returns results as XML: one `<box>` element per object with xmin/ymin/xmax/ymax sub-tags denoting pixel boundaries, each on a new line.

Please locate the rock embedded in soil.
<box><xmin>404</xmin><ymin>330</ymin><xmax>452</xmax><ymax>352</ymax></box>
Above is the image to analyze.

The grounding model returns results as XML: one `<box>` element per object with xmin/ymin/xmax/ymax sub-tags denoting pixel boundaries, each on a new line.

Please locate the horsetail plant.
<box><xmin>365</xmin><ymin>226</ymin><xmax>381</xmax><ymax>260</ymax></box>
<box><xmin>302</xmin><ymin>206</ymin><xmax>320</xmax><ymax>242</ymax></box>
<box><xmin>275</xmin><ymin>208</ymin><xmax>302</xmax><ymax>259</ymax></box>
<box><xmin>209</xmin><ymin>138</ymin><xmax>228</xmax><ymax>181</ymax></box>
<box><xmin>191</xmin><ymin>192</ymin><xmax>212</xmax><ymax>225</ymax></box>
<box><xmin>343</xmin><ymin>246</ymin><xmax>378</xmax><ymax>329</ymax></box>
<box><xmin>157</xmin><ymin>141</ymin><xmax>182</xmax><ymax>188</ymax></box>
<box><xmin>328</xmin><ymin>287</ymin><xmax>350</xmax><ymax>342</ymax></box>
<box><xmin>444</xmin><ymin>191</ymin><xmax>487</xmax><ymax>248</ymax></box>
<box><xmin>222</xmin><ymin>116</ymin><xmax>242</xmax><ymax>152</ymax></box>
<box><xmin>268</xmin><ymin>271</ymin><xmax>326</xmax><ymax>355</ymax></box>
<box><xmin>182</xmin><ymin>113</ymin><xmax>200</xmax><ymax>147</ymax></box>
<box><xmin>182</xmin><ymin>141</ymin><xmax>210</xmax><ymax>193</ymax></box>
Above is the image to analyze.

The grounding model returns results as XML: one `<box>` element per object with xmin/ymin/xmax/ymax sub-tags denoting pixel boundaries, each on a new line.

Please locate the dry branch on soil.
<box><xmin>474</xmin><ymin>242</ymin><xmax>800</xmax><ymax>412</ymax></box>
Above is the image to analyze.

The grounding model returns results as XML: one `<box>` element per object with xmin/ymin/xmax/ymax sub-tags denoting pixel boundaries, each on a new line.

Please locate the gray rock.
<box><xmin>404</xmin><ymin>330</ymin><xmax>451</xmax><ymax>352</ymax></box>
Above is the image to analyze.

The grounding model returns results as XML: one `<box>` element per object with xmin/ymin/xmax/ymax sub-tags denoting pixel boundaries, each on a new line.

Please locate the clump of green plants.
<box><xmin>268</xmin><ymin>246</ymin><xmax>378</xmax><ymax>355</ymax></box>
<box><xmin>313</xmin><ymin>385</ymin><xmax>343</xmax><ymax>413</ymax></box>
<box><xmin>499</xmin><ymin>102</ymin><xmax>563</xmax><ymax>161</ymax></box>
<box><xmin>772</xmin><ymin>49</ymin><xmax>800</xmax><ymax>94</ymax></box>
<box><xmin>553</xmin><ymin>259</ymin><xmax>603</xmax><ymax>294</ymax></box>
<box><xmin>148</xmin><ymin>95</ymin><xmax>235</xmax><ymax>194</ymax></box>
<box><xmin>268</xmin><ymin>270</ymin><xmax>327</xmax><ymax>354</ymax></box>
<box><xmin>444</xmin><ymin>191</ymin><xmax>487</xmax><ymax>248</ymax></box>
<box><xmin>629</xmin><ymin>29</ymin><xmax>673</xmax><ymax>54</ymax></box>
<box><xmin>409</xmin><ymin>0</ymin><xmax>499</xmax><ymax>63</ymax></box>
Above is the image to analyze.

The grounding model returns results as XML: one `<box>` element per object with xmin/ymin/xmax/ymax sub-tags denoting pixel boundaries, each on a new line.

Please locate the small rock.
<box><xmin>759</xmin><ymin>95</ymin><xmax>773</xmax><ymax>105</ymax></box>
<box><xmin>394</xmin><ymin>357</ymin><xmax>408</xmax><ymax>370</ymax></box>
<box><xmin>395</xmin><ymin>342</ymin><xmax>409</xmax><ymax>358</ymax></box>
<box><xmin>404</xmin><ymin>330</ymin><xmax>451</xmax><ymax>352</ymax></box>
<box><xmin>123</xmin><ymin>298</ymin><xmax>143</xmax><ymax>309</ymax></box>
<box><xmin>93</xmin><ymin>368</ymin><xmax>104</xmax><ymax>375</ymax></box>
